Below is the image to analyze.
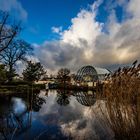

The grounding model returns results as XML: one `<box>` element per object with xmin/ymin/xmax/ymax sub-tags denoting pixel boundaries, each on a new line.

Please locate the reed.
<box><xmin>101</xmin><ymin>61</ymin><xmax>140</xmax><ymax>140</ymax></box>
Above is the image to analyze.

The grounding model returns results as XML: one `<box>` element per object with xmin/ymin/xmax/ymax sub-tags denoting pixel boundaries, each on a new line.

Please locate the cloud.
<box><xmin>62</xmin><ymin>9</ymin><xmax>102</xmax><ymax>48</ymax></box>
<box><xmin>51</xmin><ymin>26</ymin><xmax>63</xmax><ymax>35</ymax></box>
<box><xmin>34</xmin><ymin>0</ymin><xmax>140</xmax><ymax>72</ymax></box>
<box><xmin>0</xmin><ymin>0</ymin><xmax>27</xmax><ymax>20</ymax></box>
<box><xmin>35</xmin><ymin>41</ymin><xmax>81</xmax><ymax>73</ymax></box>
<box><xmin>36</xmin><ymin>91</ymin><xmax>114</xmax><ymax>140</ymax></box>
<box><xmin>127</xmin><ymin>0</ymin><xmax>140</xmax><ymax>18</ymax></box>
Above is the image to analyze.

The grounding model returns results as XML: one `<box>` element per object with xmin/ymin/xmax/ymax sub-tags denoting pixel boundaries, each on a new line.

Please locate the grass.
<box><xmin>99</xmin><ymin>61</ymin><xmax>140</xmax><ymax>140</ymax></box>
<box><xmin>0</xmin><ymin>84</ymin><xmax>45</xmax><ymax>96</ymax></box>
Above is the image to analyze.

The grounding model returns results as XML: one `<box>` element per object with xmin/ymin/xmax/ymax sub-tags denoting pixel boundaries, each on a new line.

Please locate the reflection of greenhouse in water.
<box><xmin>74</xmin><ymin>91</ymin><xmax>96</xmax><ymax>107</ymax></box>
<box><xmin>55</xmin><ymin>90</ymin><xmax>96</xmax><ymax>107</ymax></box>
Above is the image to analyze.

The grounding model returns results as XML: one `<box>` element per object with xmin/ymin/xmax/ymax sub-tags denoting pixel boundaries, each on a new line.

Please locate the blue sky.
<box><xmin>0</xmin><ymin>0</ymin><xmax>125</xmax><ymax>44</ymax></box>
<box><xmin>20</xmin><ymin>0</ymin><xmax>97</xmax><ymax>44</ymax></box>
<box><xmin>20</xmin><ymin>0</ymin><xmax>127</xmax><ymax>44</ymax></box>
<box><xmin>18</xmin><ymin>0</ymin><xmax>124</xmax><ymax>44</ymax></box>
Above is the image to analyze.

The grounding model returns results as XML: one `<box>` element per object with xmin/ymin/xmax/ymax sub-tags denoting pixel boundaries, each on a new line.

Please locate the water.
<box><xmin>0</xmin><ymin>90</ymin><xmax>114</xmax><ymax>140</ymax></box>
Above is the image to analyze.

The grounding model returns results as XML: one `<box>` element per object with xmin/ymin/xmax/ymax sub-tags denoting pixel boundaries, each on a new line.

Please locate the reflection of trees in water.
<box><xmin>56</xmin><ymin>90</ymin><xmax>71</xmax><ymax>106</ymax></box>
<box><xmin>74</xmin><ymin>91</ymin><xmax>96</xmax><ymax>107</ymax></box>
<box><xmin>0</xmin><ymin>97</ymin><xmax>13</xmax><ymax>139</ymax></box>
<box><xmin>29</xmin><ymin>92</ymin><xmax>46</xmax><ymax>112</ymax></box>
<box><xmin>0</xmin><ymin>96</ymin><xmax>31</xmax><ymax>140</ymax></box>
<box><xmin>0</xmin><ymin>90</ymin><xmax>46</xmax><ymax>140</ymax></box>
<box><xmin>56</xmin><ymin>90</ymin><xmax>96</xmax><ymax>107</ymax></box>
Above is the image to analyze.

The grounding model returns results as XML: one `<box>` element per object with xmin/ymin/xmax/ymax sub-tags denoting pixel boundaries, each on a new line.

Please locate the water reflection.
<box><xmin>56</xmin><ymin>90</ymin><xmax>96</xmax><ymax>107</ymax></box>
<box><xmin>0</xmin><ymin>91</ymin><xmax>47</xmax><ymax>140</ymax></box>
<box><xmin>0</xmin><ymin>90</ymin><xmax>113</xmax><ymax>140</ymax></box>
<box><xmin>56</xmin><ymin>90</ymin><xmax>71</xmax><ymax>106</ymax></box>
<box><xmin>0</xmin><ymin>96</ymin><xmax>32</xmax><ymax>140</ymax></box>
<box><xmin>31</xmin><ymin>92</ymin><xmax>46</xmax><ymax>112</ymax></box>
<box><xmin>74</xmin><ymin>91</ymin><xmax>96</xmax><ymax>107</ymax></box>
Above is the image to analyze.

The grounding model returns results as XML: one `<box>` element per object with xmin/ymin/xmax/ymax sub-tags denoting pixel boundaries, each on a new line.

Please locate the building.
<box><xmin>74</xmin><ymin>65</ymin><xmax>111</xmax><ymax>87</ymax></box>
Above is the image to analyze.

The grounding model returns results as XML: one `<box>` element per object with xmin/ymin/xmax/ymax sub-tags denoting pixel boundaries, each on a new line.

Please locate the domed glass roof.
<box><xmin>75</xmin><ymin>65</ymin><xmax>110</xmax><ymax>82</ymax></box>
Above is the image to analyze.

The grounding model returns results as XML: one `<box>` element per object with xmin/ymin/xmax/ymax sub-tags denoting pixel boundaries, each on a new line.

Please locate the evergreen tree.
<box><xmin>22</xmin><ymin>61</ymin><xmax>46</xmax><ymax>83</ymax></box>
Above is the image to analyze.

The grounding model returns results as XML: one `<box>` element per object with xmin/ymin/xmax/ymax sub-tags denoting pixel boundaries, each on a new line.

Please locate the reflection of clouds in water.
<box><xmin>61</xmin><ymin>100</ymin><xmax>114</xmax><ymax>140</ymax></box>
<box><xmin>38</xmin><ymin>95</ymin><xmax>83</xmax><ymax>126</ymax></box>
<box><xmin>35</xmin><ymin>91</ymin><xmax>114</xmax><ymax>140</ymax></box>
<box><xmin>39</xmin><ymin>90</ymin><xmax>58</xmax><ymax>116</ymax></box>
<box><xmin>12</xmin><ymin>97</ymin><xmax>27</xmax><ymax>115</ymax></box>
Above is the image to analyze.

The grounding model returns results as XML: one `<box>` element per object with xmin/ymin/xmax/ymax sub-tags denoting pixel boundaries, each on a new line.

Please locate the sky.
<box><xmin>0</xmin><ymin>0</ymin><xmax>140</xmax><ymax>73</ymax></box>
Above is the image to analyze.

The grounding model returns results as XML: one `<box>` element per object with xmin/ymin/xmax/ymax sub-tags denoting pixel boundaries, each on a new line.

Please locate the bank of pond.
<box><xmin>0</xmin><ymin>82</ymin><xmax>104</xmax><ymax>97</ymax></box>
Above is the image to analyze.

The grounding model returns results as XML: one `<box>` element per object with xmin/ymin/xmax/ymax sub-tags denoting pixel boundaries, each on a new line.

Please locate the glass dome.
<box><xmin>75</xmin><ymin>65</ymin><xmax>110</xmax><ymax>82</ymax></box>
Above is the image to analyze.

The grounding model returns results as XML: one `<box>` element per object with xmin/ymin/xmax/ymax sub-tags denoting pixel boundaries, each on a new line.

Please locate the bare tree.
<box><xmin>0</xmin><ymin>40</ymin><xmax>33</xmax><ymax>81</ymax></box>
<box><xmin>0</xmin><ymin>11</ymin><xmax>20</xmax><ymax>53</ymax></box>
<box><xmin>57</xmin><ymin>68</ymin><xmax>71</xmax><ymax>86</ymax></box>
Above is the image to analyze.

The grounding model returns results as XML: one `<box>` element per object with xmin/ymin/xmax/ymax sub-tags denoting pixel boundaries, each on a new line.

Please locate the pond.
<box><xmin>0</xmin><ymin>90</ymin><xmax>114</xmax><ymax>140</ymax></box>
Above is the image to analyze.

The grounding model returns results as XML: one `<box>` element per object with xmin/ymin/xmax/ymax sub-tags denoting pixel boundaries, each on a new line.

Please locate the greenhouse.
<box><xmin>75</xmin><ymin>65</ymin><xmax>111</xmax><ymax>83</ymax></box>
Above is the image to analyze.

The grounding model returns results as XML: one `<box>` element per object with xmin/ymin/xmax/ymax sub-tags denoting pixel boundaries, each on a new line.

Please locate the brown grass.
<box><xmin>100</xmin><ymin>61</ymin><xmax>140</xmax><ymax>140</ymax></box>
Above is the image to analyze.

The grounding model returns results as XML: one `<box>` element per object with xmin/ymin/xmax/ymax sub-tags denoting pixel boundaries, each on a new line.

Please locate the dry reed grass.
<box><xmin>101</xmin><ymin>61</ymin><xmax>140</xmax><ymax>140</ymax></box>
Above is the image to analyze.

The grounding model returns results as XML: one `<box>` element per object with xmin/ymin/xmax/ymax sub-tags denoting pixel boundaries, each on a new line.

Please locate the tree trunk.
<box><xmin>8</xmin><ymin>64</ymin><xmax>13</xmax><ymax>82</ymax></box>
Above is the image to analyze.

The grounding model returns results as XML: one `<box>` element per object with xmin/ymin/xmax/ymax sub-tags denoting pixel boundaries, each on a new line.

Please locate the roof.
<box><xmin>94</xmin><ymin>67</ymin><xmax>110</xmax><ymax>75</ymax></box>
<box><xmin>75</xmin><ymin>65</ymin><xmax>111</xmax><ymax>81</ymax></box>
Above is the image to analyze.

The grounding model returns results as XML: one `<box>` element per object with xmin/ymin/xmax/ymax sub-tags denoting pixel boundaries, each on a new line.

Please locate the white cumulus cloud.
<box><xmin>51</xmin><ymin>26</ymin><xmax>63</xmax><ymax>35</ymax></box>
<box><xmin>34</xmin><ymin>0</ymin><xmax>140</xmax><ymax>72</ymax></box>
<box><xmin>0</xmin><ymin>0</ymin><xmax>27</xmax><ymax>20</ymax></box>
